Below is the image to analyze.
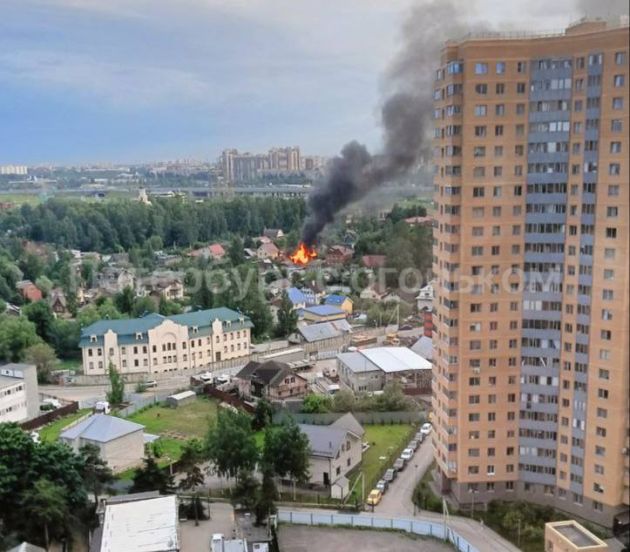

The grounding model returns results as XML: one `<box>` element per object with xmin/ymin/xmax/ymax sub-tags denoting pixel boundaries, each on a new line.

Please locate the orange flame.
<box><xmin>290</xmin><ymin>242</ymin><xmax>318</xmax><ymax>265</ymax></box>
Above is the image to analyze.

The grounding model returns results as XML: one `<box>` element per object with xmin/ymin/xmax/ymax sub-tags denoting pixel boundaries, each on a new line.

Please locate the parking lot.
<box><xmin>278</xmin><ymin>525</ymin><xmax>453</xmax><ymax>552</ymax></box>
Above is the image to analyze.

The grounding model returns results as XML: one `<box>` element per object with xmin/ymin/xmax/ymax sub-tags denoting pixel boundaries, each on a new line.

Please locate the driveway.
<box><xmin>373</xmin><ymin>433</ymin><xmax>433</xmax><ymax>517</ymax></box>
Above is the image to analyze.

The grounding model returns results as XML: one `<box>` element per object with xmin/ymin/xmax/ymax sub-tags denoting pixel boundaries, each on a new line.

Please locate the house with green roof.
<box><xmin>80</xmin><ymin>308</ymin><xmax>253</xmax><ymax>376</ymax></box>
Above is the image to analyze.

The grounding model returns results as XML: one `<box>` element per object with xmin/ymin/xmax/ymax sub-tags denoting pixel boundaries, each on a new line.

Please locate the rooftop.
<box><xmin>338</xmin><ymin>347</ymin><xmax>432</xmax><ymax>374</ymax></box>
<box><xmin>60</xmin><ymin>414</ymin><xmax>144</xmax><ymax>443</ymax></box>
<box><xmin>298</xmin><ymin>423</ymin><xmax>357</xmax><ymax>458</ymax></box>
<box><xmin>302</xmin><ymin>305</ymin><xmax>345</xmax><ymax>317</ymax></box>
<box><xmin>100</xmin><ymin>495</ymin><xmax>178</xmax><ymax>552</ymax></box>
<box><xmin>298</xmin><ymin>320</ymin><xmax>352</xmax><ymax>342</ymax></box>
<box><xmin>547</xmin><ymin>521</ymin><xmax>608</xmax><ymax>549</ymax></box>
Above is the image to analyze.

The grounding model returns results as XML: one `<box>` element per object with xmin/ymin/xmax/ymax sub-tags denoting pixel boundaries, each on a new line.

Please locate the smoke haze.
<box><xmin>300</xmin><ymin>0</ymin><xmax>628</xmax><ymax>246</ymax></box>
<box><xmin>301</xmin><ymin>0</ymin><xmax>475</xmax><ymax>246</ymax></box>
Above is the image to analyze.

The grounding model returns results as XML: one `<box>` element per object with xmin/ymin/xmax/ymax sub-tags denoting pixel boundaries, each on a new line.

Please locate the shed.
<box><xmin>166</xmin><ymin>390</ymin><xmax>196</xmax><ymax>407</ymax></box>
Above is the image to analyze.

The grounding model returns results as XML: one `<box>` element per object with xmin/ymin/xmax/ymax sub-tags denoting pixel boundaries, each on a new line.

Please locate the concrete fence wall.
<box><xmin>277</xmin><ymin>510</ymin><xmax>479</xmax><ymax>552</ymax></box>
<box><xmin>273</xmin><ymin>410</ymin><xmax>425</xmax><ymax>425</ymax></box>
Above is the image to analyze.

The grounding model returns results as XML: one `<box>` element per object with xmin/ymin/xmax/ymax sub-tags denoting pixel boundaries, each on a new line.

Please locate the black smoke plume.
<box><xmin>301</xmin><ymin>0</ymin><xmax>474</xmax><ymax>246</ymax></box>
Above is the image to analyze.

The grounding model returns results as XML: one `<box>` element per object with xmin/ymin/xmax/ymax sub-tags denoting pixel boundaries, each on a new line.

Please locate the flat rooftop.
<box><xmin>548</xmin><ymin>521</ymin><xmax>607</xmax><ymax>549</ymax></box>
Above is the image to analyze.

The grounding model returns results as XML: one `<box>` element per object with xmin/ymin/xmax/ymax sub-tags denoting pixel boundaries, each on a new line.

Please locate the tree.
<box><xmin>205</xmin><ymin>409</ymin><xmax>258</xmax><ymax>479</ymax></box>
<box><xmin>22</xmin><ymin>301</ymin><xmax>54</xmax><ymax>341</ymax></box>
<box><xmin>192</xmin><ymin>273</ymin><xmax>214</xmax><ymax>310</ymax></box>
<box><xmin>0</xmin><ymin>314</ymin><xmax>41</xmax><ymax>361</ymax></box>
<box><xmin>301</xmin><ymin>393</ymin><xmax>331</xmax><ymax>413</ymax></box>
<box><xmin>25</xmin><ymin>343</ymin><xmax>58</xmax><ymax>383</ymax></box>
<box><xmin>331</xmin><ymin>389</ymin><xmax>356</xmax><ymax>412</ymax></box>
<box><xmin>274</xmin><ymin>291</ymin><xmax>297</xmax><ymax>337</ymax></box>
<box><xmin>262</xmin><ymin>418</ymin><xmax>310</xmax><ymax>485</ymax></box>
<box><xmin>21</xmin><ymin>478</ymin><xmax>69</xmax><ymax>550</ymax></box>
<box><xmin>79</xmin><ymin>444</ymin><xmax>114</xmax><ymax>505</ymax></box>
<box><xmin>131</xmin><ymin>296</ymin><xmax>158</xmax><ymax>318</ymax></box>
<box><xmin>228</xmin><ymin>236</ymin><xmax>245</xmax><ymax>266</ymax></box>
<box><xmin>113</xmin><ymin>286</ymin><xmax>135</xmax><ymax>314</ymax></box>
<box><xmin>131</xmin><ymin>456</ymin><xmax>175</xmax><ymax>494</ymax></box>
<box><xmin>178</xmin><ymin>442</ymin><xmax>206</xmax><ymax>526</ymax></box>
<box><xmin>34</xmin><ymin>276</ymin><xmax>53</xmax><ymax>297</ymax></box>
<box><xmin>106</xmin><ymin>362</ymin><xmax>125</xmax><ymax>405</ymax></box>
<box><xmin>158</xmin><ymin>296</ymin><xmax>183</xmax><ymax>316</ymax></box>
<box><xmin>252</xmin><ymin>399</ymin><xmax>273</xmax><ymax>431</ymax></box>
<box><xmin>230</xmin><ymin>469</ymin><xmax>260</xmax><ymax>511</ymax></box>
<box><xmin>255</xmin><ymin>467</ymin><xmax>278</xmax><ymax>525</ymax></box>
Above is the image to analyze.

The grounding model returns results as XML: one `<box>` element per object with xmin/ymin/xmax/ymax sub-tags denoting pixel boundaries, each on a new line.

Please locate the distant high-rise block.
<box><xmin>431</xmin><ymin>18</ymin><xmax>629</xmax><ymax>527</ymax></box>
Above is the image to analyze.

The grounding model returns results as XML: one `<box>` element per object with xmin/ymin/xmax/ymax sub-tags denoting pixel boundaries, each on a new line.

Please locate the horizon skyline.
<box><xmin>1</xmin><ymin>0</ymin><xmax>624</xmax><ymax>165</ymax></box>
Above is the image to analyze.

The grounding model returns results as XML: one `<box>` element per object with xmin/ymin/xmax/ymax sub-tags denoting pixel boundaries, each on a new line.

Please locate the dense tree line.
<box><xmin>0</xmin><ymin>197</ymin><xmax>306</xmax><ymax>252</ymax></box>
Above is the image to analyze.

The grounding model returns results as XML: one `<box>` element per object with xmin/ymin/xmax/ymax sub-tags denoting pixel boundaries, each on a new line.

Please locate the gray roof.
<box><xmin>410</xmin><ymin>335</ymin><xmax>433</xmax><ymax>361</ymax></box>
<box><xmin>0</xmin><ymin>375</ymin><xmax>23</xmax><ymax>390</ymax></box>
<box><xmin>331</xmin><ymin>413</ymin><xmax>365</xmax><ymax>438</ymax></box>
<box><xmin>80</xmin><ymin>307</ymin><xmax>253</xmax><ymax>347</ymax></box>
<box><xmin>298</xmin><ymin>320</ymin><xmax>352</xmax><ymax>342</ymax></box>
<box><xmin>60</xmin><ymin>414</ymin><xmax>144</xmax><ymax>443</ymax></box>
<box><xmin>336</xmin><ymin>352</ymin><xmax>380</xmax><ymax>374</ymax></box>
<box><xmin>299</xmin><ymin>423</ymin><xmax>360</xmax><ymax>458</ymax></box>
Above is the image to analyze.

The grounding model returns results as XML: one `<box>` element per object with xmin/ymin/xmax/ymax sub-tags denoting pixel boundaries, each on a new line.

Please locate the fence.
<box><xmin>20</xmin><ymin>401</ymin><xmax>79</xmax><ymax>431</ymax></box>
<box><xmin>277</xmin><ymin>510</ymin><xmax>479</xmax><ymax>552</ymax></box>
<box><xmin>203</xmin><ymin>385</ymin><xmax>255</xmax><ymax>413</ymax></box>
<box><xmin>115</xmin><ymin>392</ymin><xmax>171</xmax><ymax>417</ymax></box>
<box><xmin>273</xmin><ymin>410</ymin><xmax>425</xmax><ymax>426</ymax></box>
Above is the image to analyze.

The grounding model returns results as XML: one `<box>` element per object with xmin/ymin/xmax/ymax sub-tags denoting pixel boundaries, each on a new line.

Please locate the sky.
<box><xmin>0</xmin><ymin>0</ymin><xmax>619</xmax><ymax>165</ymax></box>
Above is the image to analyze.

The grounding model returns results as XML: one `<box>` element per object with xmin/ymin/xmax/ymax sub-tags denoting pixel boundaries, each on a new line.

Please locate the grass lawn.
<box><xmin>125</xmin><ymin>397</ymin><xmax>218</xmax><ymax>466</ymax></box>
<box><xmin>348</xmin><ymin>423</ymin><xmax>415</xmax><ymax>500</ymax></box>
<box><xmin>39</xmin><ymin>409</ymin><xmax>92</xmax><ymax>442</ymax></box>
<box><xmin>56</xmin><ymin>358</ymin><xmax>82</xmax><ymax>373</ymax></box>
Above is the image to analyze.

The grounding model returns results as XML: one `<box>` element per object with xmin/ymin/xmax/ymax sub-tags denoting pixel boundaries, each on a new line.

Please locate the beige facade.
<box><xmin>0</xmin><ymin>364</ymin><xmax>39</xmax><ymax>423</ymax></box>
<box><xmin>432</xmin><ymin>19</ymin><xmax>629</xmax><ymax>527</ymax></box>
<box><xmin>81</xmin><ymin>309</ymin><xmax>252</xmax><ymax>376</ymax></box>
<box><xmin>544</xmin><ymin>521</ymin><xmax>608</xmax><ymax>552</ymax></box>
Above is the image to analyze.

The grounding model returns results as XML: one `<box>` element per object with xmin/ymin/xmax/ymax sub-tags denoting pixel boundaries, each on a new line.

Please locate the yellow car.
<box><xmin>367</xmin><ymin>489</ymin><xmax>382</xmax><ymax>506</ymax></box>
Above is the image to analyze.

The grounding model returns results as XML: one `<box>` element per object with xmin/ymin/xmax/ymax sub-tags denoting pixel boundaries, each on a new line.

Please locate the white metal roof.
<box><xmin>360</xmin><ymin>347</ymin><xmax>432</xmax><ymax>373</ymax></box>
<box><xmin>100</xmin><ymin>495</ymin><xmax>178</xmax><ymax>552</ymax></box>
<box><xmin>167</xmin><ymin>390</ymin><xmax>196</xmax><ymax>401</ymax></box>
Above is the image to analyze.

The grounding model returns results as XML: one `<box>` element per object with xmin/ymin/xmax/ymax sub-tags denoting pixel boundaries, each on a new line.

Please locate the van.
<box><xmin>94</xmin><ymin>401</ymin><xmax>111</xmax><ymax>414</ymax></box>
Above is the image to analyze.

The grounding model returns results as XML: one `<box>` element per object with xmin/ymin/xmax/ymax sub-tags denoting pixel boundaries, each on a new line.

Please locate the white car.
<box><xmin>400</xmin><ymin>448</ymin><xmax>414</xmax><ymax>461</ymax></box>
<box><xmin>420</xmin><ymin>422</ymin><xmax>433</xmax><ymax>436</ymax></box>
<box><xmin>30</xmin><ymin>431</ymin><xmax>41</xmax><ymax>444</ymax></box>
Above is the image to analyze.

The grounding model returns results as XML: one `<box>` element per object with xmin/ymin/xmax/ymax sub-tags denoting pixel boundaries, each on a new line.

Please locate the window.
<box><xmin>613</xmin><ymin>97</ymin><xmax>624</xmax><ymax>110</ymax></box>
<box><xmin>474</xmin><ymin>104</ymin><xmax>487</xmax><ymax>116</ymax></box>
<box><xmin>615</xmin><ymin>51</ymin><xmax>627</xmax><ymax>65</ymax></box>
<box><xmin>496</xmin><ymin>61</ymin><xmax>505</xmax><ymax>74</ymax></box>
<box><xmin>516</xmin><ymin>82</ymin><xmax>526</xmax><ymax>94</ymax></box>
<box><xmin>517</xmin><ymin>61</ymin><xmax>526</xmax><ymax>73</ymax></box>
<box><xmin>474</xmin><ymin>126</ymin><xmax>487</xmax><ymax>137</ymax></box>
<box><xmin>611</xmin><ymin>119</ymin><xmax>623</xmax><ymax>132</ymax></box>
<box><xmin>475</xmin><ymin>83</ymin><xmax>488</xmax><ymax>94</ymax></box>
<box><xmin>609</xmin><ymin>163</ymin><xmax>621</xmax><ymax>175</ymax></box>
<box><xmin>495</xmin><ymin>125</ymin><xmax>504</xmax><ymax>136</ymax></box>
<box><xmin>475</xmin><ymin>63</ymin><xmax>488</xmax><ymax>74</ymax></box>
<box><xmin>516</xmin><ymin>103</ymin><xmax>525</xmax><ymax>115</ymax></box>
<box><xmin>496</xmin><ymin>83</ymin><xmax>505</xmax><ymax>94</ymax></box>
<box><xmin>610</xmin><ymin>141</ymin><xmax>622</xmax><ymax>153</ymax></box>
<box><xmin>589</xmin><ymin>53</ymin><xmax>603</xmax><ymax>65</ymax></box>
<box><xmin>614</xmin><ymin>74</ymin><xmax>625</xmax><ymax>87</ymax></box>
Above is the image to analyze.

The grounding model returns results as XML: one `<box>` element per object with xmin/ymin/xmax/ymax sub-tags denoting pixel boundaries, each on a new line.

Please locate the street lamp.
<box><xmin>469</xmin><ymin>487</ymin><xmax>478</xmax><ymax>520</ymax></box>
<box><xmin>413</xmin><ymin>464</ymin><xmax>419</xmax><ymax>515</ymax></box>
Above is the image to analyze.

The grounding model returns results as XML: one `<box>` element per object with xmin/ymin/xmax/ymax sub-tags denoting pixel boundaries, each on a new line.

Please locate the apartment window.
<box><xmin>475</xmin><ymin>84</ymin><xmax>488</xmax><ymax>94</ymax></box>
<box><xmin>475</xmin><ymin>63</ymin><xmax>488</xmax><ymax>74</ymax></box>
<box><xmin>474</xmin><ymin>126</ymin><xmax>487</xmax><ymax>137</ymax></box>
<box><xmin>496</xmin><ymin>83</ymin><xmax>505</xmax><ymax>94</ymax></box>
<box><xmin>496</xmin><ymin>61</ymin><xmax>505</xmax><ymax>74</ymax></box>
<box><xmin>615</xmin><ymin>51</ymin><xmax>627</xmax><ymax>64</ymax></box>
<box><xmin>494</xmin><ymin>166</ymin><xmax>502</xmax><ymax>177</ymax></box>
<box><xmin>495</xmin><ymin>125</ymin><xmax>504</xmax><ymax>136</ymax></box>
<box><xmin>606</xmin><ymin>228</ymin><xmax>617</xmax><ymax>238</ymax></box>
<box><xmin>494</xmin><ymin>104</ymin><xmax>505</xmax><ymax>116</ymax></box>
<box><xmin>517</xmin><ymin>61</ymin><xmax>527</xmax><ymax>73</ymax></box>
<box><xmin>614</xmin><ymin>74</ymin><xmax>625</xmax><ymax>87</ymax></box>
<box><xmin>472</xmin><ymin>186</ymin><xmax>485</xmax><ymax>197</ymax></box>
<box><xmin>612</xmin><ymin>97</ymin><xmax>624</xmax><ymax>110</ymax></box>
<box><xmin>610</xmin><ymin>141</ymin><xmax>622</xmax><ymax>153</ymax></box>
<box><xmin>589</xmin><ymin>53</ymin><xmax>603</xmax><ymax>65</ymax></box>
<box><xmin>574</xmin><ymin>99</ymin><xmax>583</xmax><ymax>112</ymax></box>
<box><xmin>611</xmin><ymin>119</ymin><xmax>623</xmax><ymax>132</ymax></box>
<box><xmin>473</xmin><ymin>146</ymin><xmax>486</xmax><ymax>157</ymax></box>
<box><xmin>474</xmin><ymin>104</ymin><xmax>487</xmax><ymax>116</ymax></box>
<box><xmin>516</xmin><ymin>82</ymin><xmax>526</xmax><ymax>94</ymax></box>
<box><xmin>601</xmin><ymin>330</ymin><xmax>612</xmax><ymax>341</ymax></box>
<box><xmin>609</xmin><ymin>185</ymin><xmax>620</xmax><ymax>196</ymax></box>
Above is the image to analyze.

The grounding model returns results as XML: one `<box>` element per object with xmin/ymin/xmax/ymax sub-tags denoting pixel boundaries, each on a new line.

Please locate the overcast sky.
<box><xmin>0</xmin><ymin>0</ymin><xmax>619</xmax><ymax>164</ymax></box>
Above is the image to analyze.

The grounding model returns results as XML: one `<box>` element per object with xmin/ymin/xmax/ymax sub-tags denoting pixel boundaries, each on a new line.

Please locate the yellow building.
<box><xmin>545</xmin><ymin>521</ymin><xmax>608</xmax><ymax>552</ymax></box>
<box><xmin>432</xmin><ymin>18</ymin><xmax>629</xmax><ymax>527</ymax></box>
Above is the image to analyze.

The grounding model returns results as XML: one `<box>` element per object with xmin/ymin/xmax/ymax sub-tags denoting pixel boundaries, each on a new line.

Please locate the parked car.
<box><xmin>94</xmin><ymin>400</ymin><xmax>111</xmax><ymax>414</ymax></box>
<box><xmin>393</xmin><ymin>458</ymin><xmax>405</xmax><ymax>471</ymax></box>
<box><xmin>401</xmin><ymin>448</ymin><xmax>414</xmax><ymax>461</ymax></box>
<box><xmin>144</xmin><ymin>380</ymin><xmax>158</xmax><ymax>388</ymax></box>
<box><xmin>415</xmin><ymin>431</ymin><xmax>424</xmax><ymax>442</ymax></box>
<box><xmin>383</xmin><ymin>468</ymin><xmax>396</xmax><ymax>482</ymax></box>
<box><xmin>399</xmin><ymin>324</ymin><xmax>413</xmax><ymax>331</ymax></box>
<box><xmin>408</xmin><ymin>440</ymin><xmax>419</xmax><ymax>452</ymax></box>
<box><xmin>367</xmin><ymin>489</ymin><xmax>382</xmax><ymax>506</ymax></box>
<box><xmin>420</xmin><ymin>422</ymin><xmax>433</xmax><ymax>436</ymax></box>
<box><xmin>376</xmin><ymin>479</ymin><xmax>388</xmax><ymax>493</ymax></box>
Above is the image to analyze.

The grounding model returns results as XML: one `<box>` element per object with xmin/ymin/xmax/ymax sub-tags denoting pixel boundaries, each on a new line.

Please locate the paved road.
<box><xmin>374</xmin><ymin>433</ymin><xmax>433</xmax><ymax>517</ymax></box>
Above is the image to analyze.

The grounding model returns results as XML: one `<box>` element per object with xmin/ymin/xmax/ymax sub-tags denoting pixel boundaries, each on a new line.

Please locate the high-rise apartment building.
<box><xmin>220</xmin><ymin>146</ymin><xmax>301</xmax><ymax>183</ymax></box>
<box><xmin>431</xmin><ymin>18</ymin><xmax>629</xmax><ymax>527</ymax></box>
